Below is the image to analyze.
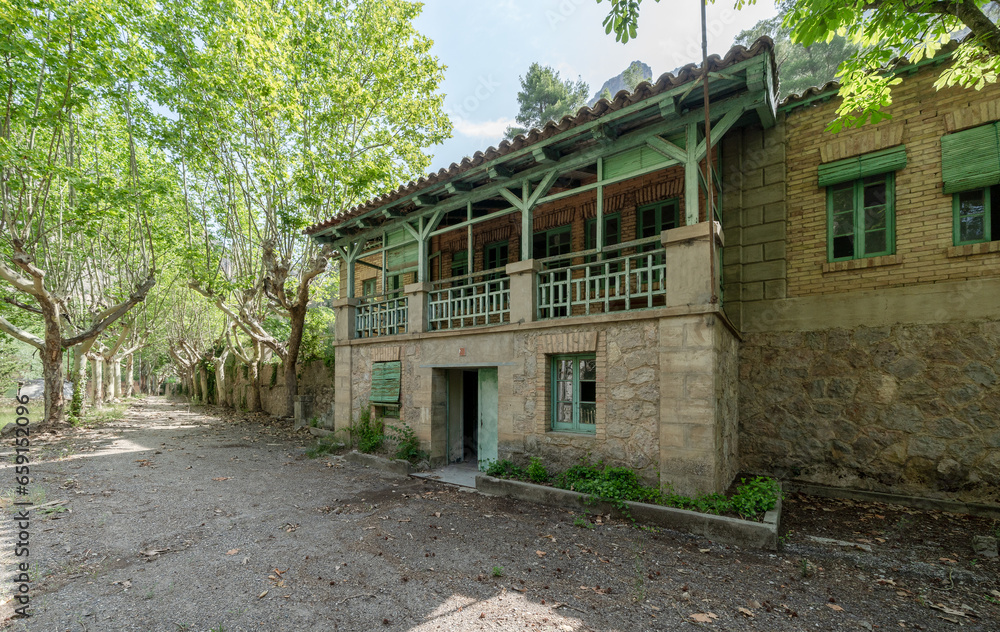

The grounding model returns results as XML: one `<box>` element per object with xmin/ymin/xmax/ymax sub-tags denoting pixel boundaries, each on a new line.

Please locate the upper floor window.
<box><xmin>954</xmin><ymin>186</ymin><xmax>1000</xmax><ymax>245</ymax></box>
<box><xmin>533</xmin><ymin>226</ymin><xmax>571</xmax><ymax>267</ymax></box>
<box><xmin>942</xmin><ymin>124</ymin><xmax>1000</xmax><ymax>245</ymax></box>
<box><xmin>827</xmin><ymin>174</ymin><xmax>895</xmax><ymax>261</ymax></box>
<box><xmin>362</xmin><ymin>278</ymin><xmax>376</xmax><ymax>297</ymax></box>
<box><xmin>818</xmin><ymin>145</ymin><xmax>906</xmax><ymax>262</ymax></box>
<box><xmin>485</xmin><ymin>240</ymin><xmax>509</xmax><ymax>276</ymax></box>
<box><xmin>636</xmin><ymin>199</ymin><xmax>679</xmax><ymax>251</ymax></box>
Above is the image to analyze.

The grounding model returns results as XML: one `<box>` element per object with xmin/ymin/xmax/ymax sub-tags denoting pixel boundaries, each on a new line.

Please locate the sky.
<box><xmin>414</xmin><ymin>0</ymin><xmax>779</xmax><ymax>173</ymax></box>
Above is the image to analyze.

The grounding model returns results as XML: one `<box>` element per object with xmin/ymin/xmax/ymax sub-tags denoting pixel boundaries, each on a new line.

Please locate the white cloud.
<box><xmin>452</xmin><ymin>116</ymin><xmax>516</xmax><ymax>139</ymax></box>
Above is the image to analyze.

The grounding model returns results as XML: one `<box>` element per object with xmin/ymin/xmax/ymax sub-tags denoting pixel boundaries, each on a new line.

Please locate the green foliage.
<box><xmin>504</xmin><ymin>63</ymin><xmax>588</xmax><ymax>139</ymax></box>
<box><xmin>485</xmin><ymin>459</ymin><xmax>527</xmax><ymax>480</ymax></box>
<box><xmin>734</xmin><ymin>0</ymin><xmax>857</xmax><ymax>98</ymax></box>
<box><xmin>600</xmin><ymin>0</ymin><xmax>1000</xmax><ymax>130</ymax></box>
<box><xmin>492</xmin><ymin>457</ymin><xmax>781</xmax><ymax>521</ymax></box>
<box><xmin>526</xmin><ymin>457</ymin><xmax>550</xmax><ymax>484</ymax></box>
<box><xmin>269</xmin><ymin>363</ymin><xmax>279</xmax><ymax>388</ymax></box>
<box><xmin>572</xmin><ymin>516</ymin><xmax>594</xmax><ymax>529</ymax></box>
<box><xmin>621</xmin><ymin>61</ymin><xmax>649</xmax><ymax>92</ymax></box>
<box><xmin>491</xmin><ymin>566</ymin><xmax>504</xmax><ymax>578</ymax></box>
<box><xmin>386</xmin><ymin>423</ymin><xmax>425</xmax><ymax>463</ymax></box>
<box><xmin>350</xmin><ymin>405</ymin><xmax>384</xmax><ymax>453</ymax></box>
<box><xmin>305</xmin><ymin>436</ymin><xmax>343</xmax><ymax>459</ymax></box>
<box><xmin>728</xmin><ymin>476</ymin><xmax>781</xmax><ymax>519</ymax></box>
<box><xmin>300</xmin><ymin>307</ymin><xmax>336</xmax><ymax>370</ymax></box>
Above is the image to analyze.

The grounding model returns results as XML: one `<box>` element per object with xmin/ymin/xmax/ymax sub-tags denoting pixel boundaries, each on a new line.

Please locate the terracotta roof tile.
<box><xmin>306</xmin><ymin>36</ymin><xmax>776</xmax><ymax>235</ymax></box>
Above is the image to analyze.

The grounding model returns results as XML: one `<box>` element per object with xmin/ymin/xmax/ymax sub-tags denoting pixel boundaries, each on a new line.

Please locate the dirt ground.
<box><xmin>1</xmin><ymin>398</ymin><xmax>998</xmax><ymax>631</ymax></box>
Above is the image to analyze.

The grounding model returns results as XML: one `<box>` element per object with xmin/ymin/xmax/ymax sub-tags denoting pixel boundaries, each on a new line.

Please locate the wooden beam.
<box><xmin>646</xmin><ymin>136</ymin><xmax>687</xmax><ymax>164</ymax></box>
<box><xmin>444</xmin><ymin>181</ymin><xmax>473</xmax><ymax>194</ymax></box>
<box><xmin>414</xmin><ymin>194</ymin><xmax>439</xmax><ymax>207</ymax></box>
<box><xmin>592</xmin><ymin>124</ymin><xmax>619</xmax><ymax>145</ymax></box>
<box><xmin>498</xmin><ymin>187</ymin><xmax>524</xmax><ymax>211</ymax></box>
<box><xmin>382</xmin><ymin>209</ymin><xmax>402</xmax><ymax>219</ymax></box>
<box><xmin>694</xmin><ymin>108</ymin><xmax>743</xmax><ymax>160</ymax></box>
<box><xmin>532</xmin><ymin>147</ymin><xmax>560</xmax><ymax>164</ymax></box>
<box><xmin>488</xmin><ymin>165</ymin><xmax>514</xmax><ymax>180</ymax></box>
<box><xmin>659</xmin><ymin>97</ymin><xmax>679</xmax><ymax>119</ymax></box>
<box><xmin>684</xmin><ymin>123</ymin><xmax>700</xmax><ymax>226</ymax></box>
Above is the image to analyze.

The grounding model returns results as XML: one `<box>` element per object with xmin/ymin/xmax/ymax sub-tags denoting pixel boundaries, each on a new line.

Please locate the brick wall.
<box><xmin>783</xmin><ymin>69</ymin><xmax>1000</xmax><ymax>298</ymax></box>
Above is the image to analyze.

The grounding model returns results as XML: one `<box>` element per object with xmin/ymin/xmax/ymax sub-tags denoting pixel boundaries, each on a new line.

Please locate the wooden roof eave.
<box><xmin>319</xmin><ymin>52</ymin><xmax>776</xmax><ymax>256</ymax></box>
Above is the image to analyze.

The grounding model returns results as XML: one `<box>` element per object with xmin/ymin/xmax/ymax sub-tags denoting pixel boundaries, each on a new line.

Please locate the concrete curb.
<box><xmin>786</xmin><ymin>482</ymin><xmax>1000</xmax><ymax>519</ymax></box>
<box><xmin>476</xmin><ymin>474</ymin><xmax>780</xmax><ymax>550</ymax></box>
<box><xmin>344</xmin><ymin>450</ymin><xmax>412</xmax><ymax>476</ymax></box>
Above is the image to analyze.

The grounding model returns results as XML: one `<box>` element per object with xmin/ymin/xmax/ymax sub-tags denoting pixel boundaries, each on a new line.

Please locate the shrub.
<box><xmin>387</xmin><ymin>423</ymin><xmax>425</xmax><ymax>463</ymax></box>
<box><xmin>351</xmin><ymin>405</ymin><xmax>383</xmax><ymax>453</ymax></box>
<box><xmin>729</xmin><ymin>476</ymin><xmax>781</xmax><ymax>519</ymax></box>
<box><xmin>526</xmin><ymin>457</ymin><xmax>549</xmax><ymax>483</ymax></box>
<box><xmin>485</xmin><ymin>459</ymin><xmax>526</xmax><ymax>480</ymax></box>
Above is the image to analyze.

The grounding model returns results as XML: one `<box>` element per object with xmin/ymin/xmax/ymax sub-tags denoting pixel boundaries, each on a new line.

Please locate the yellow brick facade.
<box><xmin>784</xmin><ymin>67</ymin><xmax>1000</xmax><ymax>298</ymax></box>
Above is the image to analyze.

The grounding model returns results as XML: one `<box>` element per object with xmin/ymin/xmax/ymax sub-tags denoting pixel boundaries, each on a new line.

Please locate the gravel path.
<box><xmin>0</xmin><ymin>397</ymin><xmax>997</xmax><ymax>631</ymax></box>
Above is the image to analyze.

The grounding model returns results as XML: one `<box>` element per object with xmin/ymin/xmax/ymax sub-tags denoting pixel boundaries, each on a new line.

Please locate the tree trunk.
<box><xmin>281</xmin><ymin>303</ymin><xmax>307</xmax><ymax>419</ymax></box>
<box><xmin>112</xmin><ymin>359</ymin><xmax>122</xmax><ymax>399</ymax></box>
<box><xmin>200</xmin><ymin>367</ymin><xmax>209</xmax><ymax>404</ymax></box>
<box><xmin>124</xmin><ymin>355</ymin><xmax>134</xmax><ymax>398</ymax></box>
<box><xmin>36</xmin><ymin>296</ymin><xmax>66</xmax><ymax>426</ymax></box>
<box><xmin>70</xmin><ymin>343</ymin><xmax>94</xmax><ymax>420</ymax></box>
<box><xmin>247</xmin><ymin>361</ymin><xmax>262</xmax><ymax>412</ymax></box>
<box><xmin>92</xmin><ymin>357</ymin><xmax>104</xmax><ymax>406</ymax></box>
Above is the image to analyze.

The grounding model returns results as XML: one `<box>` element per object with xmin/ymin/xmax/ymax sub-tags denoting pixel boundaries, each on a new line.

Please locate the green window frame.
<box><xmin>362</xmin><ymin>278</ymin><xmax>376</xmax><ymax>297</ymax></box>
<box><xmin>585</xmin><ymin>213</ymin><xmax>621</xmax><ymax>255</ymax></box>
<box><xmin>827</xmin><ymin>173</ymin><xmax>895</xmax><ymax>262</ymax></box>
<box><xmin>533</xmin><ymin>225</ymin><xmax>572</xmax><ymax>263</ymax></box>
<box><xmin>550</xmin><ymin>354</ymin><xmax>597</xmax><ymax>433</ymax></box>
<box><xmin>954</xmin><ymin>186</ymin><xmax>1000</xmax><ymax>245</ymax></box>
<box><xmin>485</xmin><ymin>240</ymin><xmax>509</xmax><ymax>277</ymax></box>
<box><xmin>636</xmin><ymin>199</ymin><xmax>679</xmax><ymax>251</ymax></box>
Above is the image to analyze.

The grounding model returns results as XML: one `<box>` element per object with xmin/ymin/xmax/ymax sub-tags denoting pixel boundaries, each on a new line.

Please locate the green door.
<box><xmin>477</xmin><ymin>368</ymin><xmax>498</xmax><ymax>469</ymax></box>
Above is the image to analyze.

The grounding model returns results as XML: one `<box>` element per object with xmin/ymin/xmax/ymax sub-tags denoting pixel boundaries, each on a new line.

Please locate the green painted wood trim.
<box><xmin>952</xmin><ymin>188</ymin><xmax>993</xmax><ymax>246</ymax></box>
<box><xmin>817</xmin><ymin>145</ymin><xmax>907</xmax><ymax>187</ymax></box>
<box><xmin>826</xmin><ymin>173</ymin><xmax>895</xmax><ymax>262</ymax></box>
<box><xmin>549</xmin><ymin>354</ymin><xmax>597</xmax><ymax>434</ymax></box>
<box><xmin>370</xmin><ymin>361</ymin><xmax>401</xmax><ymax>404</ymax></box>
<box><xmin>942</xmin><ymin>123</ymin><xmax>1000</xmax><ymax>194</ymax></box>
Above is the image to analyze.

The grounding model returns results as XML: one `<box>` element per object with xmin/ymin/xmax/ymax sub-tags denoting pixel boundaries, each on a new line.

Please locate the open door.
<box><xmin>477</xmin><ymin>368</ymin><xmax>498</xmax><ymax>470</ymax></box>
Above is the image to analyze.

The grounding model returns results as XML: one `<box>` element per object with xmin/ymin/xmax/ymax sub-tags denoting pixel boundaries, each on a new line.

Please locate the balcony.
<box><xmin>333</xmin><ymin>222</ymin><xmax>723</xmax><ymax>342</ymax></box>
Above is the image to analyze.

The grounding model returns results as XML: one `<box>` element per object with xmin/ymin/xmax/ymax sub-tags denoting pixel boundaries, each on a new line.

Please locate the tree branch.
<box><xmin>62</xmin><ymin>273</ymin><xmax>155</xmax><ymax>347</ymax></box>
<box><xmin>0</xmin><ymin>314</ymin><xmax>44</xmax><ymax>350</ymax></box>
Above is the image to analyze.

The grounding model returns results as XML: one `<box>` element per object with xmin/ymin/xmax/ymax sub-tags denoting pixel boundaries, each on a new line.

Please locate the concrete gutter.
<box><xmin>476</xmin><ymin>474</ymin><xmax>781</xmax><ymax>551</ymax></box>
<box><xmin>786</xmin><ymin>482</ymin><xmax>1000</xmax><ymax>519</ymax></box>
<box><xmin>344</xmin><ymin>450</ymin><xmax>412</xmax><ymax>476</ymax></box>
<box><xmin>476</xmin><ymin>474</ymin><xmax>781</xmax><ymax>550</ymax></box>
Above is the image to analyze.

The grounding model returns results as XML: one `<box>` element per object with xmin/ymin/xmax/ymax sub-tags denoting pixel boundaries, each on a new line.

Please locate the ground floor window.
<box><xmin>375</xmin><ymin>404</ymin><xmax>400</xmax><ymax>419</ymax></box>
<box><xmin>551</xmin><ymin>354</ymin><xmax>596</xmax><ymax>433</ymax></box>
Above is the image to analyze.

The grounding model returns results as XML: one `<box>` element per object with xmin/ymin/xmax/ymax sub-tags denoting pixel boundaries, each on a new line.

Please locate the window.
<box><xmin>551</xmin><ymin>355</ymin><xmax>596</xmax><ymax>433</ymax></box>
<box><xmin>827</xmin><ymin>174</ymin><xmax>895</xmax><ymax>261</ymax></box>
<box><xmin>375</xmin><ymin>404</ymin><xmax>400</xmax><ymax>419</ymax></box>
<box><xmin>450</xmin><ymin>250</ymin><xmax>468</xmax><ymax>282</ymax></box>
<box><xmin>636</xmin><ymin>199</ymin><xmax>679</xmax><ymax>251</ymax></box>
<box><xmin>954</xmin><ymin>186</ymin><xmax>1000</xmax><ymax>245</ymax></box>
<box><xmin>485</xmin><ymin>240</ymin><xmax>509</xmax><ymax>273</ymax></box>
<box><xmin>533</xmin><ymin>226</ymin><xmax>571</xmax><ymax>264</ymax></box>
<box><xmin>585</xmin><ymin>214</ymin><xmax>621</xmax><ymax>260</ymax></box>
<box><xmin>362</xmin><ymin>278</ymin><xmax>376</xmax><ymax>297</ymax></box>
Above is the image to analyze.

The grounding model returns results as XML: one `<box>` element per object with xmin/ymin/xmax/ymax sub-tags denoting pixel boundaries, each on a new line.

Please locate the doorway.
<box><xmin>447</xmin><ymin>367</ymin><xmax>498</xmax><ymax>470</ymax></box>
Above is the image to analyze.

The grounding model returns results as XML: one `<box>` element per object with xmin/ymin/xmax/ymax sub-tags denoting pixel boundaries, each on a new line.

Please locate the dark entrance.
<box><xmin>462</xmin><ymin>370</ymin><xmax>478</xmax><ymax>462</ymax></box>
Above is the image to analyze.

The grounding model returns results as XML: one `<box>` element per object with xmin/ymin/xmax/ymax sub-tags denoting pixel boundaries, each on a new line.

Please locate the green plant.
<box><xmin>485</xmin><ymin>459</ymin><xmax>526</xmax><ymax>480</ymax></box>
<box><xmin>573</xmin><ymin>516</ymin><xmax>594</xmax><ymax>529</ymax></box>
<box><xmin>491</xmin><ymin>566</ymin><xmax>504</xmax><ymax>578</ymax></box>
<box><xmin>526</xmin><ymin>457</ymin><xmax>549</xmax><ymax>483</ymax></box>
<box><xmin>309</xmin><ymin>417</ymin><xmax>319</xmax><ymax>428</ymax></box>
<box><xmin>386</xmin><ymin>423</ymin><xmax>425</xmax><ymax>463</ymax></box>
<box><xmin>349</xmin><ymin>404</ymin><xmax>383</xmax><ymax>453</ymax></box>
<box><xmin>800</xmin><ymin>558</ymin><xmax>814</xmax><ymax>578</ymax></box>
<box><xmin>269</xmin><ymin>363</ymin><xmax>279</xmax><ymax>388</ymax></box>
<box><xmin>729</xmin><ymin>477</ymin><xmax>781</xmax><ymax>519</ymax></box>
<box><xmin>305</xmin><ymin>437</ymin><xmax>342</xmax><ymax>459</ymax></box>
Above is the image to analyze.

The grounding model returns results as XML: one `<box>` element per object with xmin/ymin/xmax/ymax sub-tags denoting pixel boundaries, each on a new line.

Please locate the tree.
<box><xmin>734</xmin><ymin>0</ymin><xmax>858</xmax><ymax>97</ymax></box>
<box><xmin>504</xmin><ymin>64</ymin><xmax>589</xmax><ymax>139</ymax></box>
<box><xmin>622</xmin><ymin>61</ymin><xmax>648</xmax><ymax>91</ymax></box>
<box><xmin>0</xmin><ymin>1</ymin><xmax>168</xmax><ymax>426</ymax></box>
<box><xmin>598</xmin><ymin>0</ymin><xmax>1000</xmax><ymax>130</ymax></box>
<box><xmin>156</xmin><ymin>0</ymin><xmax>451</xmax><ymax>418</ymax></box>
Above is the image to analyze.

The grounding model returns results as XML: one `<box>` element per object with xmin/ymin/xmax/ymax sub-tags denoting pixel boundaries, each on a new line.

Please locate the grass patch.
<box><xmin>486</xmin><ymin>457</ymin><xmax>781</xmax><ymax>521</ymax></box>
<box><xmin>76</xmin><ymin>403</ymin><xmax>129</xmax><ymax>427</ymax></box>
<box><xmin>0</xmin><ymin>412</ymin><xmax>17</xmax><ymax>432</ymax></box>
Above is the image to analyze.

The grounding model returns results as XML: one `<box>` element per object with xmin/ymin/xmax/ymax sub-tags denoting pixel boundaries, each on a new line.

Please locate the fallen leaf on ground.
<box><xmin>226</xmin><ymin>549</ymin><xmax>239</xmax><ymax>555</ymax></box>
<box><xmin>258</xmin><ymin>591</ymin><xmax>268</xmax><ymax>599</ymax></box>
<box><xmin>689</xmin><ymin>612</ymin><xmax>717</xmax><ymax>622</ymax></box>
<box><xmin>212</xmin><ymin>477</ymin><xmax>231</xmax><ymax>481</ymax></box>
<box><xmin>536</xmin><ymin>550</ymin><xmax>547</xmax><ymax>557</ymax></box>
<box><xmin>738</xmin><ymin>607</ymin><xmax>754</xmax><ymax>617</ymax></box>
<box><xmin>826</xmin><ymin>603</ymin><xmax>844</xmax><ymax>612</ymax></box>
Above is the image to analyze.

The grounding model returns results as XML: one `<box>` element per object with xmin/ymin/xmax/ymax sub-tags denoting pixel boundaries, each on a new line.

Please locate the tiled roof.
<box><xmin>305</xmin><ymin>36</ymin><xmax>776</xmax><ymax>236</ymax></box>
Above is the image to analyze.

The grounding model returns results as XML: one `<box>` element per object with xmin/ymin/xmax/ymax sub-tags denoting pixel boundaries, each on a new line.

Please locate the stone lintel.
<box><xmin>404</xmin><ymin>282</ymin><xmax>433</xmax><ymax>294</ymax></box>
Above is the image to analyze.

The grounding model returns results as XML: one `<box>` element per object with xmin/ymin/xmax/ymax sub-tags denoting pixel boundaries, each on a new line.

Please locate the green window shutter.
<box><xmin>942</xmin><ymin>123</ymin><xmax>1000</xmax><ymax>194</ymax></box>
<box><xmin>818</xmin><ymin>145</ymin><xmax>907</xmax><ymax>187</ymax></box>
<box><xmin>371</xmin><ymin>361</ymin><xmax>401</xmax><ymax>404</ymax></box>
<box><xmin>603</xmin><ymin>146</ymin><xmax>669</xmax><ymax>180</ymax></box>
<box><xmin>386</xmin><ymin>228</ymin><xmax>418</xmax><ymax>271</ymax></box>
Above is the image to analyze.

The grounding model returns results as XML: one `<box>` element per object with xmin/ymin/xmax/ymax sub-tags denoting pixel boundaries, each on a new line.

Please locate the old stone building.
<box><xmin>306</xmin><ymin>37</ymin><xmax>999</xmax><ymax>503</ymax></box>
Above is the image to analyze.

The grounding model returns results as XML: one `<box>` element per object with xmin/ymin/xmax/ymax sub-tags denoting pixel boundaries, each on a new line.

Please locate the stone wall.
<box><xmin>224</xmin><ymin>359</ymin><xmax>335</xmax><ymax>423</ymax></box>
<box><xmin>739</xmin><ymin>321</ymin><xmax>1000</xmax><ymax>503</ymax></box>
